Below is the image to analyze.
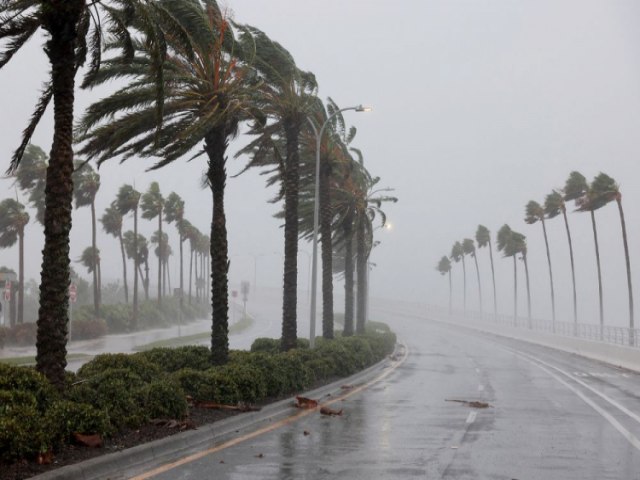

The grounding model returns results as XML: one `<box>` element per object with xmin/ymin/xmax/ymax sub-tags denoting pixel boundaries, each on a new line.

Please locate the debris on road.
<box><xmin>303</xmin><ymin>430</ymin><xmax>311</xmax><ymax>436</ymax></box>
<box><xmin>320</xmin><ymin>406</ymin><xmax>343</xmax><ymax>416</ymax></box>
<box><xmin>445</xmin><ymin>399</ymin><xmax>491</xmax><ymax>409</ymax></box>
<box><xmin>294</xmin><ymin>396</ymin><xmax>319</xmax><ymax>409</ymax></box>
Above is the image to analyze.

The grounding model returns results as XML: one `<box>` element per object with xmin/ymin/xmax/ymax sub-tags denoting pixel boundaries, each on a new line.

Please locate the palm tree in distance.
<box><xmin>123</xmin><ymin>231</ymin><xmax>150</xmax><ymax>301</ymax></box>
<box><xmin>141</xmin><ymin>182</ymin><xmax>165</xmax><ymax>306</ymax></box>
<box><xmin>77</xmin><ymin>247</ymin><xmax>100</xmax><ymax>297</ymax></box>
<box><xmin>0</xmin><ymin>199</ymin><xmax>29</xmax><ymax>324</ymax></box>
<box><xmin>117</xmin><ymin>185</ymin><xmax>141</xmax><ymax>329</ymax></box>
<box><xmin>73</xmin><ymin>162</ymin><xmax>101</xmax><ymax>317</ymax></box>
<box><xmin>437</xmin><ymin>256</ymin><xmax>453</xmax><ymax>315</ymax></box>
<box><xmin>589</xmin><ymin>173</ymin><xmax>634</xmax><ymax>342</ymax></box>
<box><xmin>13</xmin><ymin>144</ymin><xmax>47</xmax><ymax>224</ymax></box>
<box><xmin>512</xmin><ymin>230</ymin><xmax>531</xmax><ymax>327</ymax></box>
<box><xmin>450</xmin><ymin>241</ymin><xmax>465</xmax><ymax>314</ymax></box>
<box><xmin>164</xmin><ymin>192</ymin><xmax>186</xmax><ymax>313</ymax></box>
<box><xmin>564</xmin><ymin>171</ymin><xmax>604</xmax><ymax>332</ymax></box>
<box><xmin>544</xmin><ymin>190</ymin><xmax>577</xmax><ymax>330</ymax></box>
<box><xmin>1</xmin><ymin>0</ymin><xmax>181</xmax><ymax>389</ymax></box>
<box><xmin>525</xmin><ymin>200</ymin><xmax>555</xmax><ymax>328</ymax></box>
<box><xmin>462</xmin><ymin>238</ymin><xmax>482</xmax><ymax>315</ymax></box>
<box><xmin>101</xmin><ymin>202</ymin><xmax>128</xmax><ymax>303</ymax></box>
<box><xmin>151</xmin><ymin>231</ymin><xmax>171</xmax><ymax>295</ymax></box>
<box><xmin>497</xmin><ymin>224</ymin><xmax>518</xmax><ymax>325</ymax></box>
<box><xmin>476</xmin><ymin>225</ymin><xmax>497</xmax><ymax>317</ymax></box>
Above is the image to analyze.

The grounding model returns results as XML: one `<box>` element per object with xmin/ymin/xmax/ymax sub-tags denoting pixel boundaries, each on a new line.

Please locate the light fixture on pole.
<box><xmin>307</xmin><ymin>104</ymin><xmax>371</xmax><ymax>348</ymax></box>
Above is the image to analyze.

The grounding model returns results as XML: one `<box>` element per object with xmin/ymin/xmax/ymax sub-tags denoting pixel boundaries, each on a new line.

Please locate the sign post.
<box><xmin>69</xmin><ymin>283</ymin><xmax>77</xmax><ymax>341</ymax></box>
<box><xmin>1</xmin><ymin>281</ymin><xmax>9</xmax><ymax>326</ymax></box>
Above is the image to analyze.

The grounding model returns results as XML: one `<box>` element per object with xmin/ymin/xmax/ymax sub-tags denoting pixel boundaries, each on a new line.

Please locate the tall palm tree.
<box><xmin>72</xmin><ymin>162</ymin><xmax>101</xmax><ymax>317</ymax></box>
<box><xmin>164</xmin><ymin>192</ymin><xmax>185</xmax><ymax>311</ymax></box>
<box><xmin>497</xmin><ymin>224</ymin><xmax>518</xmax><ymax>325</ymax></box>
<box><xmin>0</xmin><ymin>199</ymin><xmax>29</xmax><ymax>324</ymax></box>
<box><xmin>462</xmin><ymin>238</ymin><xmax>481</xmax><ymax>314</ymax></box>
<box><xmin>141</xmin><ymin>182</ymin><xmax>165</xmax><ymax>306</ymax></box>
<box><xmin>116</xmin><ymin>185</ymin><xmax>141</xmax><ymax>329</ymax></box>
<box><xmin>101</xmin><ymin>202</ymin><xmax>128</xmax><ymax>303</ymax></box>
<box><xmin>235</xmin><ymin>25</ymin><xmax>318</xmax><ymax>351</ymax></box>
<box><xmin>437</xmin><ymin>256</ymin><xmax>453</xmax><ymax>314</ymax></box>
<box><xmin>476</xmin><ymin>225</ymin><xmax>497</xmax><ymax>317</ymax></box>
<box><xmin>544</xmin><ymin>190</ymin><xmax>577</xmax><ymax>329</ymax></box>
<box><xmin>564</xmin><ymin>171</ymin><xmax>604</xmax><ymax>331</ymax></box>
<box><xmin>525</xmin><ymin>200</ymin><xmax>555</xmax><ymax>327</ymax></box>
<box><xmin>512</xmin><ymin>230</ymin><xmax>531</xmax><ymax>327</ymax></box>
<box><xmin>1</xmin><ymin>0</ymin><xmax>179</xmax><ymax>389</ymax></box>
<box><xmin>123</xmin><ymin>231</ymin><xmax>149</xmax><ymax>301</ymax></box>
<box><xmin>77</xmin><ymin>247</ymin><xmax>100</xmax><ymax>298</ymax></box>
<box><xmin>77</xmin><ymin>1</ymin><xmax>255</xmax><ymax>365</ymax></box>
<box><xmin>13</xmin><ymin>144</ymin><xmax>47</xmax><ymax>224</ymax></box>
<box><xmin>450</xmin><ymin>241</ymin><xmax>465</xmax><ymax>313</ymax></box>
<box><xmin>589</xmin><ymin>173</ymin><xmax>634</xmax><ymax>342</ymax></box>
<box><xmin>151</xmin><ymin>230</ymin><xmax>171</xmax><ymax>296</ymax></box>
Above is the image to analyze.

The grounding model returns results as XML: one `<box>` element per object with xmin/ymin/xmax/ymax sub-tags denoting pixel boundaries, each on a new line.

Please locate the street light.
<box><xmin>307</xmin><ymin>104</ymin><xmax>372</xmax><ymax>348</ymax></box>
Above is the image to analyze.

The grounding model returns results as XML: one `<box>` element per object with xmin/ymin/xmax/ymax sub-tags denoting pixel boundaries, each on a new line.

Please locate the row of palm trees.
<box><xmin>1</xmin><ymin>0</ymin><xmax>394</xmax><ymax>388</ymax></box>
<box><xmin>437</xmin><ymin>171</ymin><xmax>633</xmax><ymax>338</ymax></box>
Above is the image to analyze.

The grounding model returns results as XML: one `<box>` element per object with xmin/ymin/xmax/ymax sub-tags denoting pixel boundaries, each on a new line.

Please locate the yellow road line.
<box><xmin>129</xmin><ymin>343</ymin><xmax>409</xmax><ymax>480</ymax></box>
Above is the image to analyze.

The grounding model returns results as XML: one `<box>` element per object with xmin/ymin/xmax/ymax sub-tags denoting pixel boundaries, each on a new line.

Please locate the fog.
<box><xmin>1</xmin><ymin>0</ymin><xmax>639</xmax><ymax>328</ymax></box>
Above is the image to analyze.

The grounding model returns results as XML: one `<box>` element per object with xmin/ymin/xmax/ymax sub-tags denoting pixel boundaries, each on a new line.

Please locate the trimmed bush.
<box><xmin>101</xmin><ymin>304</ymin><xmax>130</xmax><ymax>333</ymax></box>
<box><xmin>0</xmin><ymin>405</ymin><xmax>48</xmax><ymax>462</ymax></box>
<box><xmin>44</xmin><ymin>401</ymin><xmax>111</xmax><ymax>448</ymax></box>
<box><xmin>71</xmin><ymin>318</ymin><xmax>108</xmax><ymax>340</ymax></box>
<box><xmin>213</xmin><ymin>363</ymin><xmax>267</xmax><ymax>403</ymax></box>
<box><xmin>171</xmin><ymin>368</ymin><xmax>239</xmax><ymax>404</ymax></box>
<box><xmin>77</xmin><ymin>353</ymin><xmax>161</xmax><ymax>382</ymax></box>
<box><xmin>142</xmin><ymin>380</ymin><xmax>188</xmax><ymax>420</ymax></box>
<box><xmin>0</xmin><ymin>364</ymin><xmax>57</xmax><ymax>411</ymax></box>
<box><xmin>136</xmin><ymin>345</ymin><xmax>211</xmax><ymax>373</ymax></box>
<box><xmin>250</xmin><ymin>337</ymin><xmax>280</xmax><ymax>354</ymax></box>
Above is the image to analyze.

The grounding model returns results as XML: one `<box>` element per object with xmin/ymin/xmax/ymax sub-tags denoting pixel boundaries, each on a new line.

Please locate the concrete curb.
<box><xmin>31</xmin><ymin>350</ymin><xmax>398</xmax><ymax>480</ymax></box>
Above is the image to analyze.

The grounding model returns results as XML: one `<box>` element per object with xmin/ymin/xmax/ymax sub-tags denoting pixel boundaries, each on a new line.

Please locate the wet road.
<box><xmin>132</xmin><ymin>305</ymin><xmax>640</xmax><ymax>480</ymax></box>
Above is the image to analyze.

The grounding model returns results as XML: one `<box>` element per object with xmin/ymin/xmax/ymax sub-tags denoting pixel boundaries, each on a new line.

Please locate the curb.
<box><xmin>31</xmin><ymin>348</ymin><xmax>400</xmax><ymax>480</ymax></box>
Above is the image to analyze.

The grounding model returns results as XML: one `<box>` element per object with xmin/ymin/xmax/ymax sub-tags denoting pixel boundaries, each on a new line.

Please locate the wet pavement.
<box><xmin>132</xmin><ymin>302</ymin><xmax>640</xmax><ymax>480</ymax></box>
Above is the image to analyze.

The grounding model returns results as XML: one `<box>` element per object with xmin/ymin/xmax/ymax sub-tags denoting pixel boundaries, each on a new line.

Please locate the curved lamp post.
<box><xmin>307</xmin><ymin>104</ymin><xmax>371</xmax><ymax>347</ymax></box>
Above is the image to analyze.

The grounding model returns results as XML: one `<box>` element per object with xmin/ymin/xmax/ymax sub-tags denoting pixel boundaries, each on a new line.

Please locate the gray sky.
<box><xmin>1</xmin><ymin>0</ymin><xmax>639</xmax><ymax>327</ymax></box>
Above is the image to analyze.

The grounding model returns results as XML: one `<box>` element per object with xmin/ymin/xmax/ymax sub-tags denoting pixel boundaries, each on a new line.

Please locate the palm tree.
<box><xmin>450</xmin><ymin>241</ymin><xmax>465</xmax><ymax>314</ymax></box>
<box><xmin>1</xmin><ymin>0</ymin><xmax>179</xmax><ymax>389</ymax></box>
<box><xmin>462</xmin><ymin>238</ymin><xmax>481</xmax><ymax>314</ymax></box>
<box><xmin>497</xmin><ymin>224</ymin><xmax>518</xmax><ymax>325</ymax></box>
<box><xmin>235</xmin><ymin>25</ymin><xmax>318</xmax><ymax>351</ymax></box>
<box><xmin>116</xmin><ymin>185</ymin><xmax>141</xmax><ymax>329</ymax></box>
<box><xmin>77</xmin><ymin>247</ymin><xmax>100</xmax><ymax>298</ymax></box>
<box><xmin>77</xmin><ymin>1</ymin><xmax>255</xmax><ymax>365</ymax></box>
<box><xmin>123</xmin><ymin>231</ymin><xmax>150</xmax><ymax>302</ymax></box>
<box><xmin>544</xmin><ymin>190</ymin><xmax>577</xmax><ymax>329</ymax></box>
<box><xmin>0</xmin><ymin>199</ymin><xmax>29</xmax><ymax>324</ymax></box>
<box><xmin>512</xmin><ymin>230</ymin><xmax>531</xmax><ymax>327</ymax></box>
<box><xmin>525</xmin><ymin>200</ymin><xmax>556</xmax><ymax>327</ymax></box>
<box><xmin>13</xmin><ymin>144</ymin><xmax>47</xmax><ymax>224</ymax></box>
<box><xmin>72</xmin><ymin>162</ymin><xmax>101</xmax><ymax>317</ymax></box>
<box><xmin>151</xmin><ymin>231</ymin><xmax>171</xmax><ymax>296</ymax></box>
<box><xmin>101</xmin><ymin>202</ymin><xmax>128</xmax><ymax>303</ymax></box>
<box><xmin>476</xmin><ymin>225</ymin><xmax>497</xmax><ymax>317</ymax></box>
<box><xmin>141</xmin><ymin>182</ymin><xmax>165</xmax><ymax>306</ymax></box>
<box><xmin>564</xmin><ymin>171</ymin><xmax>604</xmax><ymax>331</ymax></box>
<box><xmin>589</xmin><ymin>173</ymin><xmax>634</xmax><ymax>342</ymax></box>
<box><xmin>437</xmin><ymin>256</ymin><xmax>453</xmax><ymax>314</ymax></box>
<box><xmin>164</xmin><ymin>192</ymin><xmax>185</xmax><ymax>311</ymax></box>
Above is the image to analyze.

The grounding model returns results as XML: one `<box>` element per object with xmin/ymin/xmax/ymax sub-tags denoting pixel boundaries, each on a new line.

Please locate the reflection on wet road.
<box><xmin>139</xmin><ymin>305</ymin><xmax>640</xmax><ymax>479</ymax></box>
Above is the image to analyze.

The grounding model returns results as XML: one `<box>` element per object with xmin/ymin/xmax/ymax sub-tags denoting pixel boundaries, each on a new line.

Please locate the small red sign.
<box><xmin>3</xmin><ymin>281</ymin><xmax>10</xmax><ymax>301</ymax></box>
<box><xmin>231</xmin><ymin>290</ymin><xmax>238</xmax><ymax>298</ymax></box>
<box><xmin>69</xmin><ymin>283</ymin><xmax>77</xmax><ymax>304</ymax></box>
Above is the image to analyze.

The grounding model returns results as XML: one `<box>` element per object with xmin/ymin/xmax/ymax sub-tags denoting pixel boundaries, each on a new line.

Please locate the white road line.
<box><xmin>516</xmin><ymin>354</ymin><xmax>640</xmax><ymax>452</ymax></box>
<box><xmin>516</xmin><ymin>350</ymin><xmax>640</xmax><ymax>426</ymax></box>
<box><xmin>465</xmin><ymin>411</ymin><xmax>477</xmax><ymax>424</ymax></box>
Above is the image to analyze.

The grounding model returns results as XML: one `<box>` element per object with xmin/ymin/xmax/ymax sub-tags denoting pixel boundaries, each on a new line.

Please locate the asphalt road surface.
<box><xmin>125</xmin><ymin>304</ymin><xmax>640</xmax><ymax>480</ymax></box>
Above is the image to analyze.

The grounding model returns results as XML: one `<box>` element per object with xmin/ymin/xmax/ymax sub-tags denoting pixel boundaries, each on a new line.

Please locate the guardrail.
<box><xmin>427</xmin><ymin>305</ymin><xmax>639</xmax><ymax>348</ymax></box>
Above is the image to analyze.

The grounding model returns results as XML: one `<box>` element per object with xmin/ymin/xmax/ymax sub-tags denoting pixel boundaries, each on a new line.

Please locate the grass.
<box><xmin>133</xmin><ymin>313</ymin><xmax>255</xmax><ymax>351</ymax></box>
<box><xmin>0</xmin><ymin>353</ymin><xmax>91</xmax><ymax>366</ymax></box>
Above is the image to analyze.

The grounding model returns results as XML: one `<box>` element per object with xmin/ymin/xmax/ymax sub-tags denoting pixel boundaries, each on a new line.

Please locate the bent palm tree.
<box><xmin>511</xmin><ymin>230</ymin><xmax>531</xmax><ymax>327</ymax></box>
<box><xmin>13</xmin><ymin>144</ymin><xmax>47</xmax><ymax>224</ymax></box>
<box><xmin>73</xmin><ymin>162</ymin><xmax>101</xmax><ymax>317</ymax></box>
<box><xmin>77</xmin><ymin>247</ymin><xmax>100</xmax><ymax>297</ymax></box>
<box><xmin>462</xmin><ymin>238</ymin><xmax>481</xmax><ymax>315</ymax></box>
<box><xmin>164</xmin><ymin>192</ymin><xmax>185</xmax><ymax>312</ymax></box>
<box><xmin>525</xmin><ymin>200</ymin><xmax>555</xmax><ymax>327</ymax></box>
<box><xmin>101</xmin><ymin>202</ymin><xmax>128</xmax><ymax>303</ymax></box>
<box><xmin>141</xmin><ymin>182</ymin><xmax>165</xmax><ymax>305</ymax></box>
<box><xmin>589</xmin><ymin>173</ymin><xmax>634</xmax><ymax>343</ymax></box>
<box><xmin>0</xmin><ymin>199</ymin><xmax>29</xmax><ymax>325</ymax></box>
<box><xmin>497</xmin><ymin>224</ymin><xmax>518</xmax><ymax>325</ymax></box>
<box><xmin>545</xmin><ymin>190</ymin><xmax>577</xmax><ymax>330</ymax></box>
<box><xmin>450</xmin><ymin>241</ymin><xmax>465</xmax><ymax>314</ymax></box>
<box><xmin>476</xmin><ymin>225</ymin><xmax>496</xmax><ymax>318</ymax></box>
<box><xmin>116</xmin><ymin>185</ymin><xmax>141</xmax><ymax>329</ymax></box>
<box><xmin>437</xmin><ymin>256</ymin><xmax>453</xmax><ymax>315</ymax></box>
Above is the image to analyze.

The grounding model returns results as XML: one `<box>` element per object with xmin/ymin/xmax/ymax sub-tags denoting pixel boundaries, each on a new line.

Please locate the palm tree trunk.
<box><xmin>616</xmin><ymin>196</ymin><xmax>634</xmax><ymax>345</ymax></box>
<box><xmin>132</xmin><ymin>207</ymin><xmax>139</xmax><ymax>330</ymax></box>
<box><xmin>523</xmin><ymin>254</ymin><xmax>532</xmax><ymax>328</ymax></box>
<box><xmin>189</xmin><ymin>247</ymin><xmax>193</xmax><ymax>305</ymax></box>
<box><xmin>91</xmin><ymin>200</ymin><xmax>99</xmax><ymax>318</ymax></box>
<box><xmin>561</xmin><ymin>207</ymin><xmax>577</xmax><ymax>333</ymax></box>
<box><xmin>540</xmin><ymin>218</ymin><xmax>556</xmax><ymax>329</ymax></box>
<box><xmin>488</xmin><ymin>239</ymin><xmax>497</xmax><ymax>319</ymax></box>
<box><xmin>319</xmin><ymin>154</ymin><xmax>334</xmax><ymax>339</ymax></box>
<box><xmin>473</xmin><ymin>254</ymin><xmax>482</xmax><ymax>315</ymax></box>
<box><xmin>281</xmin><ymin>118</ymin><xmax>300</xmax><ymax>351</ymax></box>
<box><xmin>144</xmin><ymin>260</ymin><xmax>150</xmax><ymax>301</ymax></box>
<box><xmin>205</xmin><ymin>127</ymin><xmax>230</xmax><ymax>365</ymax></box>
<box><xmin>118</xmin><ymin>231</ymin><xmax>129</xmax><ymax>303</ymax></box>
<box><xmin>513</xmin><ymin>256</ymin><xmax>518</xmax><ymax>326</ymax></box>
<box><xmin>590</xmin><ymin>210</ymin><xmax>604</xmax><ymax>337</ymax></box>
<box><xmin>18</xmin><ymin>228</ymin><xmax>24</xmax><ymax>324</ymax></box>
<box><xmin>343</xmin><ymin>210</ymin><xmax>355</xmax><ymax>336</ymax></box>
<box><xmin>36</xmin><ymin>9</ymin><xmax>83</xmax><ymax>388</ymax></box>
<box><xmin>461</xmin><ymin>256</ymin><xmax>467</xmax><ymax>315</ymax></box>
<box><xmin>179</xmin><ymin>234</ymin><xmax>184</xmax><ymax>313</ymax></box>
<box><xmin>356</xmin><ymin>211</ymin><xmax>366</xmax><ymax>334</ymax></box>
<box><xmin>157</xmin><ymin>212</ymin><xmax>163</xmax><ymax>306</ymax></box>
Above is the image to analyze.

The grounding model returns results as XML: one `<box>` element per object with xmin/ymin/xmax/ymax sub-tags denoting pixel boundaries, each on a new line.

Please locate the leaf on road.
<box><xmin>445</xmin><ymin>399</ymin><xmax>491</xmax><ymax>409</ymax></box>
<box><xmin>320</xmin><ymin>406</ymin><xmax>343</xmax><ymax>416</ymax></box>
<box><xmin>294</xmin><ymin>396</ymin><xmax>318</xmax><ymax>409</ymax></box>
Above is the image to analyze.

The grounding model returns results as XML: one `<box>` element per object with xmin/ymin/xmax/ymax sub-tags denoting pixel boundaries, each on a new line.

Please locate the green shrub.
<box><xmin>0</xmin><ymin>326</ymin><xmax>7</xmax><ymax>348</ymax></box>
<box><xmin>77</xmin><ymin>353</ymin><xmax>161</xmax><ymax>382</ymax></box>
<box><xmin>44</xmin><ymin>401</ymin><xmax>111</xmax><ymax>448</ymax></box>
<box><xmin>0</xmin><ymin>405</ymin><xmax>48</xmax><ymax>462</ymax></box>
<box><xmin>142</xmin><ymin>380</ymin><xmax>188</xmax><ymax>420</ymax></box>
<box><xmin>0</xmin><ymin>364</ymin><xmax>57</xmax><ymax>411</ymax></box>
<box><xmin>71</xmin><ymin>318</ymin><xmax>108</xmax><ymax>340</ymax></box>
<box><xmin>171</xmin><ymin>368</ymin><xmax>239</xmax><ymax>404</ymax></box>
<box><xmin>101</xmin><ymin>304</ymin><xmax>131</xmax><ymax>333</ymax></box>
<box><xmin>213</xmin><ymin>363</ymin><xmax>267</xmax><ymax>403</ymax></box>
<box><xmin>0</xmin><ymin>390</ymin><xmax>37</xmax><ymax>415</ymax></box>
<box><xmin>250</xmin><ymin>338</ymin><xmax>280</xmax><ymax>354</ymax></box>
<box><xmin>136</xmin><ymin>345</ymin><xmax>211</xmax><ymax>373</ymax></box>
<box><xmin>339</xmin><ymin>336</ymin><xmax>374</xmax><ymax>369</ymax></box>
<box><xmin>139</xmin><ymin>301</ymin><xmax>167</xmax><ymax>329</ymax></box>
<box><xmin>315</xmin><ymin>340</ymin><xmax>358</xmax><ymax>377</ymax></box>
<box><xmin>362</xmin><ymin>331</ymin><xmax>397</xmax><ymax>359</ymax></box>
<box><xmin>88</xmin><ymin>368</ymin><xmax>148</xmax><ymax>429</ymax></box>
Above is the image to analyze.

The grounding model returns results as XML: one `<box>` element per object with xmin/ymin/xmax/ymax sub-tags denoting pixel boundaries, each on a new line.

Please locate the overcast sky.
<box><xmin>1</xmin><ymin>0</ymin><xmax>639</xmax><ymax>327</ymax></box>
